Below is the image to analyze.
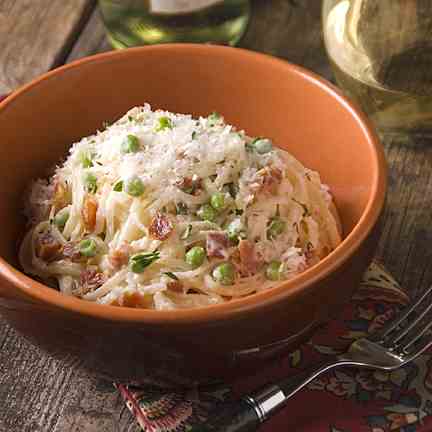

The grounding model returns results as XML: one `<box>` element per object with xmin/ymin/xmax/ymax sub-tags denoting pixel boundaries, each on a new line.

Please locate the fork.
<box><xmin>191</xmin><ymin>285</ymin><xmax>432</xmax><ymax>432</ymax></box>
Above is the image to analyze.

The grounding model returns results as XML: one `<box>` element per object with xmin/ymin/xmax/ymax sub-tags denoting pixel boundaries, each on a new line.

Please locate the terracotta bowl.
<box><xmin>0</xmin><ymin>45</ymin><xmax>386</xmax><ymax>384</ymax></box>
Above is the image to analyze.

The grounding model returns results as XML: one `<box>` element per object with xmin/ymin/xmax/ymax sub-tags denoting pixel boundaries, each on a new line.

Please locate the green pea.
<box><xmin>185</xmin><ymin>246</ymin><xmax>206</xmax><ymax>269</ymax></box>
<box><xmin>121</xmin><ymin>134</ymin><xmax>140</xmax><ymax>154</ymax></box>
<box><xmin>267</xmin><ymin>218</ymin><xmax>286</xmax><ymax>240</ymax></box>
<box><xmin>266</xmin><ymin>261</ymin><xmax>282</xmax><ymax>281</ymax></box>
<box><xmin>210</xmin><ymin>192</ymin><xmax>226</xmax><ymax>212</ymax></box>
<box><xmin>252</xmin><ymin>138</ymin><xmax>273</xmax><ymax>154</ymax></box>
<box><xmin>129</xmin><ymin>251</ymin><xmax>160</xmax><ymax>273</ymax></box>
<box><xmin>84</xmin><ymin>172</ymin><xmax>97</xmax><ymax>194</ymax></box>
<box><xmin>53</xmin><ymin>208</ymin><xmax>69</xmax><ymax>231</ymax></box>
<box><xmin>197</xmin><ymin>204</ymin><xmax>217</xmax><ymax>222</ymax></box>
<box><xmin>155</xmin><ymin>116</ymin><xmax>173</xmax><ymax>132</ymax></box>
<box><xmin>124</xmin><ymin>176</ymin><xmax>145</xmax><ymax>197</ymax></box>
<box><xmin>212</xmin><ymin>262</ymin><xmax>236</xmax><ymax>285</ymax></box>
<box><xmin>79</xmin><ymin>238</ymin><xmax>98</xmax><ymax>257</ymax></box>
<box><xmin>226</xmin><ymin>219</ymin><xmax>246</xmax><ymax>243</ymax></box>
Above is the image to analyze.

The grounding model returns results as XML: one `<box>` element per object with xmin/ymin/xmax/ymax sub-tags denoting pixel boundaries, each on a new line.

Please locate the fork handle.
<box><xmin>189</xmin><ymin>399</ymin><xmax>261</xmax><ymax>431</ymax></box>
<box><xmin>191</xmin><ymin>358</ymin><xmax>347</xmax><ymax>431</ymax></box>
<box><xmin>278</xmin><ymin>358</ymin><xmax>350</xmax><ymax>399</ymax></box>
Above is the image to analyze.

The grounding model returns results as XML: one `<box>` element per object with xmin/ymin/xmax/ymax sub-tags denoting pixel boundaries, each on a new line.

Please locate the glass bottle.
<box><xmin>99</xmin><ymin>0</ymin><xmax>250</xmax><ymax>48</ymax></box>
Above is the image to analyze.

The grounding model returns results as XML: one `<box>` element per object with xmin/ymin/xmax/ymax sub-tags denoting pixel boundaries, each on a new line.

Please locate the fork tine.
<box><xmin>399</xmin><ymin>318</ymin><xmax>432</xmax><ymax>353</ymax></box>
<box><xmin>374</xmin><ymin>284</ymin><xmax>432</xmax><ymax>340</ymax></box>
<box><xmin>402</xmin><ymin>335</ymin><xmax>432</xmax><ymax>363</ymax></box>
<box><xmin>387</xmin><ymin>295</ymin><xmax>432</xmax><ymax>344</ymax></box>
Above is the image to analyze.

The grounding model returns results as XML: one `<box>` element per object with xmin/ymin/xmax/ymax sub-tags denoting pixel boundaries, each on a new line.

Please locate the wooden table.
<box><xmin>1</xmin><ymin>1</ymin><xmax>431</xmax><ymax>431</ymax></box>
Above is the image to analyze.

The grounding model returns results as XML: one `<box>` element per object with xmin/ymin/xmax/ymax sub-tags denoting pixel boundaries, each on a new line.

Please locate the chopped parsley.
<box><xmin>292</xmin><ymin>198</ymin><xmax>310</xmax><ymax>217</ymax></box>
<box><xmin>163</xmin><ymin>272</ymin><xmax>179</xmax><ymax>280</ymax></box>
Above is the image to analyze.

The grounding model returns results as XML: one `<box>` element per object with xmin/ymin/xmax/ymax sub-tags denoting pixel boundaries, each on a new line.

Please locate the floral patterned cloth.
<box><xmin>117</xmin><ymin>262</ymin><xmax>432</xmax><ymax>432</ymax></box>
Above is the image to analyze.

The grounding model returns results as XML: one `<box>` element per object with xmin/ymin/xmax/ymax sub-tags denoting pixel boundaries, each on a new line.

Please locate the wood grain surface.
<box><xmin>0</xmin><ymin>0</ymin><xmax>96</xmax><ymax>94</ymax></box>
<box><xmin>1</xmin><ymin>1</ymin><xmax>432</xmax><ymax>431</ymax></box>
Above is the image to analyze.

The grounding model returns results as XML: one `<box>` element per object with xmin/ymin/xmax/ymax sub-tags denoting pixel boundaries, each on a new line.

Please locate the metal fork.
<box><xmin>192</xmin><ymin>285</ymin><xmax>432</xmax><ymax>432</ymax></box>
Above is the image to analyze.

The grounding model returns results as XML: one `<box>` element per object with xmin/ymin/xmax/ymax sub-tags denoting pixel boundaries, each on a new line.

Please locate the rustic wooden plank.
<box><xmin>0</xmin><ymin>321</ymin><xmax>138</xmax><ymax>432</ymax></box>
<box><xmin>241</xmin><ymin>0</ymin><xmax>333</xmax><ymax>80</ymax></box>
<box><xmin>0</xmin><ymin>324</ymin><xmax>78</xmax><ymax>431</ymax></box>
<box><xmin>377</xmin><ymin>136</ymin><xmax>432</xmax><ymax>298</ymax></box>
<box><xmin>67</xmin><ymin>8</ymin><xmax>111</xmax><ymax>63</ymax></box>
<box><xmin>0</xmin><ymin>0</ymin><xmax>96</xmax><ymax>93</ymax></box>
<box><xmin>2</xmin><ymin>1</ymin><xmax>432</xmax><ymax>431</ymax></box>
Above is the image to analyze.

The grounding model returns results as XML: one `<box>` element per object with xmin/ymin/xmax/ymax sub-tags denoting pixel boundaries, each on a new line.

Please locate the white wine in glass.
<box><xmin>323</xmin><ymin>0</ymin><xmax>432</xmax><ymax>138</ymax></box>
<box><xmin>99</xmin><ymin>0</ymin><xmax>250</xmax><ymax>48</ymax></box>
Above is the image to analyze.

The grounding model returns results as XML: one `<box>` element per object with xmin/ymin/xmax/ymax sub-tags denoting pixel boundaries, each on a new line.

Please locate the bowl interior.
<box><xmin>0</xmin><ymin>46</ymin><xmax>377</xmax><ymax>286</ymax></box>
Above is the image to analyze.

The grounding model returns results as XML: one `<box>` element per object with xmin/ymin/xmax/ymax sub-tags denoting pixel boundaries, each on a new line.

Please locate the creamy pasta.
<box><xmin>19</xmin><ymin>105</ymin><xmax>342</xmax><ymax>310</ymax></box>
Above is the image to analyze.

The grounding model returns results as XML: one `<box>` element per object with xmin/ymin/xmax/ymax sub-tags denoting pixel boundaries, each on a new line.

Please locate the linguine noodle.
<box><xmin>19</xmin><ymin>105</ymin><xmax>341</xmax><ymax>310</ymax></box>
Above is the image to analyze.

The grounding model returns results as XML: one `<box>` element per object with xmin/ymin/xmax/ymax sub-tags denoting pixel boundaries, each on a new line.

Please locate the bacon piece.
<box><xmin>176</xmin><ymin>177</ymin><xmax>192</xmax><ymax>190</ymax></box>
<box><xmin>149</xmin><ymin>212</ymin><xmax>173</xmax><ymax>241</ymax></box>
<box><xmin>62</xmin><ymin>242</ymin><xmax>82</xmax><ymax>262</ymax></box>
<box><xmin>304</xmin><ymin>242</ymin><xmax>316</xmax><ymax>262</ymax></box>
<box><xmin>36</xmin><ymin>231</ymin><xmax>62</xmax><ymax>262</ymax></box>
<box><xmin>206</xmin><ymin>232</ymin><xmax>229</xmax><ymax>259</ymax></box>
<box><xmin>53</xmin><ymin>180</ymin><xmax>69</xmax><ymax>211</ymax></box>
<box><xmin>78</xmin><ymin>269</ymin><xmax>106</xmax><ymax>295</ymax></box>
<box><xmin>167</xmin><ymin>280</ymin><xmax>184</xmax><ymax>293</ymax></box>
<box><xmin>108</xmin><ymin>243</ymin><xmax>130</xmax><ymax>269</ymax></box>
<box><xmin>236</xmin><ymin>240</ymin><xmax>263</xmax><ymax>277</ymax></box>
<box><xmin>122</xmin><ymin>291</ymin><xmax>152</xmax><ymax>308</ymax></box>
<box><xmin>81</xmin><ymin>195</ymin><xmax>98</xmax><ymax>232</ymax></box>
<box><xmin>175</xmin><ymin>176</ymin><xmax>202</xmax><ymax>195</ymax></box>
<box><xmin>251</xmin><ymin>167</ymin><xmax>283</xmax><ymax>195</ymax></box>
<box><xmin>260</xmin><ymin>167</ymin><xmax>283</xmax><ymax>194</ymax></box>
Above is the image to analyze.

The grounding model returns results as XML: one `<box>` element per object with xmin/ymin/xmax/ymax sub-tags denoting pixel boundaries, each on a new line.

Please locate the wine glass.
<box><xmin>322</xmin><ymin>0</ymin><xmax>432</xmax><ymax>140</ymax></box>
